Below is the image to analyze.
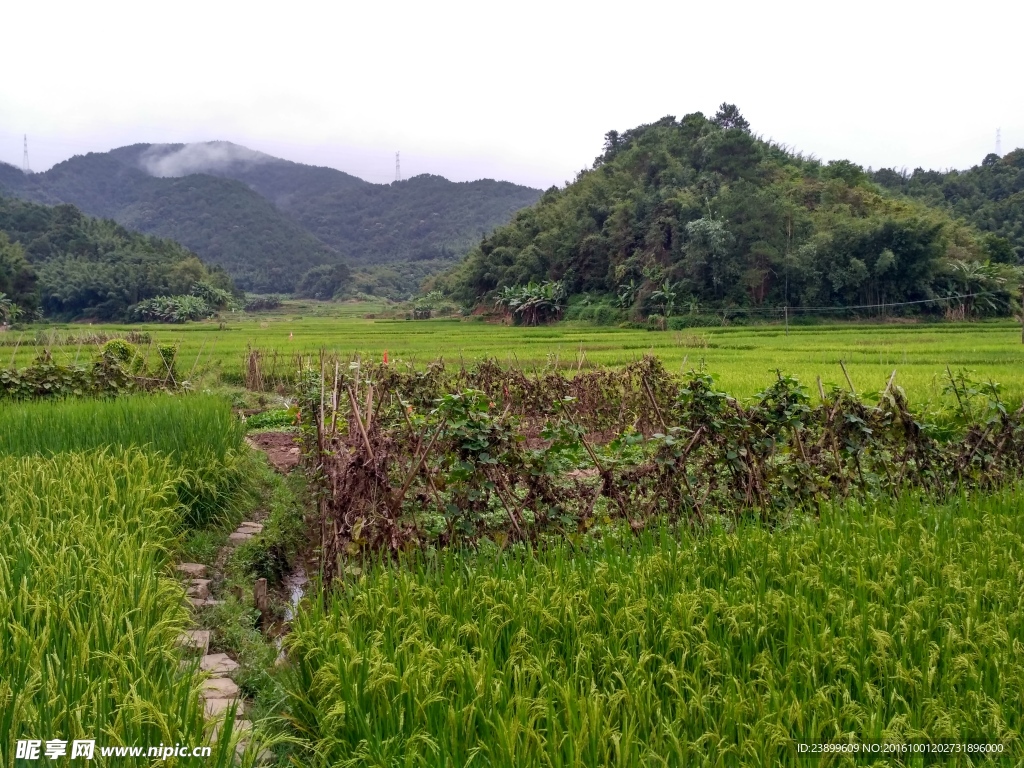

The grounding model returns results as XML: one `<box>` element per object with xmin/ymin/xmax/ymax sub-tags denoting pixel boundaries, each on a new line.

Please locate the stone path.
<box><xmin>228</xmin><ymin>521</ymin><xmax>263</xmax><ymax>546</ymax></box>
<box><xmin>176</xmin><ymin>562</ymin><xmax>225</xmax><ymax>609</ymax></box>
<box><xmin>176</xmin><ymin>519</ymin><xmax>270</xmax><ymax>762</ymax></box>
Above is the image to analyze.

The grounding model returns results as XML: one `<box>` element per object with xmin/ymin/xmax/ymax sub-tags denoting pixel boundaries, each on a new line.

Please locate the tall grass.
<box><xmin>0</xmin><ymin>450</ymin><xmax>245</xmax><ymax>767</ymax></box>
<box><xmin>284</xmin><ymin>490</ymin><xmax>1024</xmax><ymax>766</ymax></box>
<box><xmin>0</xmin><ymin>395</ymin><xmax>245</xmax><ymax>526</ymax></box>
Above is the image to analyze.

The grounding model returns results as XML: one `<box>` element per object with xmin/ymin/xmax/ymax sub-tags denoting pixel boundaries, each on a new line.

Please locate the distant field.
<box><xmin>3</xmin><ymin>302</ymin><xmax>1023</xmax><ymax>404</ymax></box>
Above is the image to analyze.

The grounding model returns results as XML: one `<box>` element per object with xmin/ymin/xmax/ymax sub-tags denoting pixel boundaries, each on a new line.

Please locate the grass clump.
<box><xmin>283</xmin><ymin>489</ymin><xmax>1024</xmax><ymax>766</ymax></box>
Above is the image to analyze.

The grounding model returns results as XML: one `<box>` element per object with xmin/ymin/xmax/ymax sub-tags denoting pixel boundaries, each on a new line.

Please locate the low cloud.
<box><xmin>139</xmin><ymin>141</ymin><xmax>271</xmax><ymax>177</ymax></box>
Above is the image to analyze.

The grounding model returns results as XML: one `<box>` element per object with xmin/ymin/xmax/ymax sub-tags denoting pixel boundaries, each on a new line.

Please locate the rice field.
<box><xmin>283</xmin><ymin>489</ymin><xmax>1024</xmax><ymax>767</ymax></box>
<box><xmin>4</xmin><ymin>307</ymin><xmax>1022</xmax><ymax>404</ymax></box>
<box><xmin>0</xmin><ymin>395</ymin><xmax>245</xmax><ymax>527</ymax></box>
<box><xmin>4</xmin><ymin>317</ymin><xmax>1024</xmax><ymax>767</ymax></box>
<box><xmin>0</xmin><ymin>397</ymin><xmax>252</xmax><ymax>767</ymax></box>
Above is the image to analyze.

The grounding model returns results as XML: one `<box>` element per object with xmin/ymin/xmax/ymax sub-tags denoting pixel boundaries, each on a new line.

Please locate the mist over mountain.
<box><xmin>138</xmin><ymin>142</ymin><xmax>276</xmax><ymax>178</ymax></box>
<box><xmin>0</xmin><ymin>142</ymin><xmax>541</xmax><ymax>295</ymax></box>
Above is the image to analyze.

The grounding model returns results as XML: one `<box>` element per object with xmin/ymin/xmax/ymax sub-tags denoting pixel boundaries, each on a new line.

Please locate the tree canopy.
<box><xmin>439</xmin><ymin>108</ymin><xmax>1019</xmax><ymax>318</ymax></box>
<box><xmin>871</xmin><ymin>149</ymin><xmax>1024</xmax><ymax>266</ymax></box>
<box><xmin>0</xmin><ymin>196</ymin><xmax>234</xmax><ymax>320</ymax></box>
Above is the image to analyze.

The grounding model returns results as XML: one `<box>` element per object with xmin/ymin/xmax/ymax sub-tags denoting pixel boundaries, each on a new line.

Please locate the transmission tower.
<box><xmin>22</xmin><ymin>135</ymin><xmax>30</xmax><ymax>173</ymax></box>
<box><xmin>395</xmin><ymin>151</ymin><xmax>401</xmax><ymax>182</ymax></box>
<box><xmin>996</xmin><ymin>128</ymin><xmax>1002</xmax><ymax>157</ymax></box>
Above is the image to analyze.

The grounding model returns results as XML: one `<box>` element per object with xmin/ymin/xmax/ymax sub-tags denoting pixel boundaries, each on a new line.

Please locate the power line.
<box><xmin>788</xmin><ymin>292</ymin><xmax>995</xmax><ymax>314</ymax></box>
<box><xmin>695</xmin><ymin>292</ymin><xmax>1000</xmax><ymax>317</ymax></box>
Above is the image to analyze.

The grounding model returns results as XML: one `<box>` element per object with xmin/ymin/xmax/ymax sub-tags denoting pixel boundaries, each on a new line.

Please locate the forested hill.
<box><xmin>440</xmin><ymin>107</ymin><xmax>1021</xmax><ymax>318</ymax></box>
<box><xmin>0</xmin><ymin>142</ymin><xmax>541</xmax><ymax>296</ymax></box>
<box><xmin>123</xmin><ymin>143</ymin><xmax>542</xmax><ymax>264</ymax></box>
<box><xmin>0</xmin><ymin>151</ymin><xmax>340</xmax><ymax>293</ymax></box>
<box><xmin>0</xmin><ymin>196</ymin><xmax>234</xmax><ymax>320</ymax></box>
<box><xmin>871</xmin><ymin>151</ymin><xmax>1024</xmax><ymax>264</ymax></box>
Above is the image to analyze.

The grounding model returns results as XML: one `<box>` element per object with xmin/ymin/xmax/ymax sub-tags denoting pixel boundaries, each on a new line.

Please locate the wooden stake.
<box><xmin>347</xmin><ymin>385</ymin><xmax>375</xmax><ymax>461</ymax></box>
<box><xmin>254</xmin><ymin>578</ymin><xmax>268</xmax><ymax>627</ymax></box>
<box><xmin>330</xmin><ymin>361</ymin><xmax>340</xmax><ymax>437</ymax></box>
<box><xmin>839</xmin><ymin>360</ymin><xmax>856</xmax><ymax>398</ymax></box>
<box><xmin>7</xmin><ymin>332</ymin><xmax>22</xmax><ymax>368</ymax></box>
<box><xmin>882</xmin><ymin>369</ymin><xmax>898</xmax><ymax>401</ymax></box>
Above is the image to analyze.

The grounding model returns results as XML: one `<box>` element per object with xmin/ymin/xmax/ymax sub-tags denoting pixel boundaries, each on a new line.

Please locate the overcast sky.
<box><xmin>1</xmin><ymin>0</ymin><xmax>1020</xmax><ymax>189</ymax></box>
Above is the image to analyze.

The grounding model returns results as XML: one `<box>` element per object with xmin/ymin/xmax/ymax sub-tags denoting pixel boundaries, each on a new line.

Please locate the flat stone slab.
<box><xmin>210</xmin><ymin>719</ymin><xmax>251</xmax><ymax>742</ymax></box>
<box><xmin>200</xmin><ymin>653</ymin><xmax>239</xmax><ymax>674</ymax></box>
<box><xmin>190</xmin><ymin>597</ymin><xmax>225</xmax><ymax>609</ymax></box>
<box><xmin>177</xmin><ymin>563</ymin><xmax>208</xmax><ymax>578</ymax></box>
<box><xmin>177</xmin><ymin>630</ymin><xmax>210</xmax><ymax>655</ymax></box>
<box><xmin>202</xmin><ymin>677</ymin><xmax>240</xmax><ymax>699</ymax></box>
<box><xmin>238</xmin><ymin>522</ymin><xmax>263</xmax><ymax>533</ymax></box>
<box><xmin>204</xmin><ymin>697</ymin><xmax>245</xmax><ymax>718</ymax></box>
<box><xmin>238</xmin><ymin>743</ymin><xmax>274</xmax><ymax>765</ymax></box>
<box><xmin>186</xmin><ymin>579</ymin><xmax>212</xmax><ymax>599</ymax></box>
<box><xmin>228</xmin><ymin>532</ymin><xmax>253</xmax><ymax>546</ymax></box>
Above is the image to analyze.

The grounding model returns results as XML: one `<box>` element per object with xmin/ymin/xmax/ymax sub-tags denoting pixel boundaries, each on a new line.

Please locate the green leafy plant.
<box><xmin>129</xmin><ymin>294</ymin><xmax>213</xmax><ymax>323</ymax></box>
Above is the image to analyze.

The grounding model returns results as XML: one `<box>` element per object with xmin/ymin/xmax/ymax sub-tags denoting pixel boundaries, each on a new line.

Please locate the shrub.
<box><xmin>244</xmin><ymin>409</ymin><xmax>294</xmax><ymax>431</ymax></box>
<box><xmin>128</xmin><ymin>294</ymin><xmax>213</xmax><ymax>323</ymax></box>
<box><xmin>244</xmin><ymin>294</ymin><xmax>283</xmax><ymax>312</ymax></box>
<box><xmin>564</xmin><ymin>300</ymin><xmax>624</xmax><ymax>325</ymax></box>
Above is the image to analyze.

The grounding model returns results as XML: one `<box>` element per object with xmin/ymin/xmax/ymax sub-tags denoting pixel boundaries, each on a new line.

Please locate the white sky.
<box><xmin>1</xmin><ymin>0</ymin><xmax>1020</xmax><ymax>188</ymax></box>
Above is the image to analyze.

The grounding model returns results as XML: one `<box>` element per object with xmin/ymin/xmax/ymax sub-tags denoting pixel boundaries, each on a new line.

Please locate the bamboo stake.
<box><xmin>882</xmin><ymin>369</ymin><xmax>898</xmax><ymax>401</ymax></box>
<box><xmin>7</xmin><ymin>332</ymin><xmax>23</xmax><ymax>368</ymax></box>
<box><xmin>839</xmin><ymin>360</ymin><xmax>856</xmax><ymax>398</ymax></box>
<box><xmin>364</xmin><ymin>383</ymin><xmax>375</xmax><ymax>433</ymax></box>
<box><xmin>330</xmin><ymin>361</ymin><xmax>340</xmax><ymax>437</ymax></box>
<box><xmin>347</xmin><ymin>385</ymin><xmax>375</xmax><ymax>461</ymax></box>
<box><xmin>187</xmin><ymin>338</ymin><xmax>208</xmax><ymax>382</ymax></box>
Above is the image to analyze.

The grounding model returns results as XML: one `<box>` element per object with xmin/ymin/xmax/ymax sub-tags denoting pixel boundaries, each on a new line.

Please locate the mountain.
<box><xmin>0</xmin><ymin>148</ymin><xmax>339</xmax><ymax>293</ymax></box>
<box><xmin>871</xmin><ymin>151</ymin><xmax>1024</xmax><ymax>265</ymax></box>
<box><xmin>127</xmin><ymin>143</ymin><xmax>541</xmax><ymax>264</ymax></box>
<box><xmin>0</xmin><ymin>195</ymin><xmax>233</xmax><ymax>320</ymax></box>
<box><xmin>0</xmin><ymin>142</ymin><xmax>542</xmax><ymax>296</ymax></box>
<box><xmin>439</xmin><ymin>107</ymin><xmax>1020</xmax><ymax>319</ymax></box>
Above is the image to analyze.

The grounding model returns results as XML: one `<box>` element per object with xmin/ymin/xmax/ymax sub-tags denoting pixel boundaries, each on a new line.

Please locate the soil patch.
<box><xmin>247</xmin><ymin>431</ymin><xmax>301</xmax><ymax>472</ymax></box>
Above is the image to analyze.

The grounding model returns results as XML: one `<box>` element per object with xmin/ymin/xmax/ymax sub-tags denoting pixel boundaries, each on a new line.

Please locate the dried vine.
<box><xmin>292</xmin><ymin>356</ymin><xmax>1024</xmax><ymax>584</ymax></box>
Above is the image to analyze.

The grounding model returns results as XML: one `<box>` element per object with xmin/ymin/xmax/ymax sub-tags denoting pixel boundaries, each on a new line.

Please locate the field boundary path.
<box><xmin>175</xmin><ymin>519</ymin><xmax>269</xmax><ymax>763</ymax></box>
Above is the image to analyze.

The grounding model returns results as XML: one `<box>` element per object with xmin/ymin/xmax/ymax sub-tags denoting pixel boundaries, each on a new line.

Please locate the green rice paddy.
<box><xmin>3</xmin><ymin>305</ymin><xmax>1023</xmax><ymax>404</ymax></box>
<box><xmin>0</xmin><ymin>397</ymin><xmax>252</xmax><ymax>767</ymax></box>
<box><xmin>285</xmin><ymin>490</ymin><xmax>1024</xmax><ymax>767</ymax></box>
<box><xmin>4</xmin><ymin>310</ymin><xmax>1024</xmax><ymax>766</ymax></box>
